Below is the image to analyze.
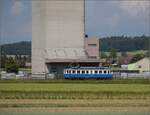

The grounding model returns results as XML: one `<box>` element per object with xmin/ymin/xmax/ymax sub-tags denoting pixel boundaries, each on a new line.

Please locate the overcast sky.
<box><xmin>0</xmin><ymin>0</ymin><xmax>150</xmax><ymax>44</ymax></box>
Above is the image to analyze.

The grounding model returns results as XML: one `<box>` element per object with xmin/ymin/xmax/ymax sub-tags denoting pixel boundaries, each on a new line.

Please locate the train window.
<box><xmin>82</xmin><ymin>70</ymin><xmax>85</xmax><ymax>74</ymax></box>
<box><xmin>108</xmin><ymin>71</ymin><xmax>109</xmax><ymax>73</ymax></box>
<box><xmin>67</xmin><ymin>70</ymin><xmax>69</xmax><ymax>73</ymax></box>
<box><xmin>65</xmin><ymin>70</ymin><xmax>67</xmax><ymax>74</ymax></box>
<box><xmin>104</xmin><ymin>70</ymin><xmax>106</xmax><ymax>73</ymax></box>
<box><xmin>69</xmin><ymin>70</ymin><xmax>71</xmax><ymax>73</ymax></box>
<box><xmin>95</xmin><ymin>70</ymin><xmax>98</xmax><ymax>74</ymax></box>
<box><xmin>91</xmin><ymin>71</ymin><xmax>93</xmax><ymax>74</ymax></box>
<box><xmin>77</xmin><ymin>70</ymin><xmax>80</xmax><ymax>74</ymax></box>
<box><xmin>86</xmin><ymin>70</ymin><xmax>89</xmax><ymax>74</ymax></box>
<box><xmin>99</xmin><ymin>71</ymin><xmax>102</xmax><ymax>73</ymax></box>
<box><xmin>72</xmin><ymin>70</ymin><xmax>75</xmax><ymax>74</ymax></box>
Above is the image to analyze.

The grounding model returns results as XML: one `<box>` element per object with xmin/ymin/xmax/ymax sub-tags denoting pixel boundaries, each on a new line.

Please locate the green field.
<box><xmin>0</xmin><ymin>83</ymin><xmax>149</xmax><ymax>93</ymax></box>
<box><xmin>0</xmin><ymin>83</ymin><xmax>149</xmax><ymax>99</ymax></box>
<box><xmin>0</xmin><ymin>80</ymin><xmax>149</xmax><ymax>113</ymax></box>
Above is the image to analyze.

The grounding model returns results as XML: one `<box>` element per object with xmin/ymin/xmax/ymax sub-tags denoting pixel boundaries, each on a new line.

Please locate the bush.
<box><xmin>5</xmin><ymin>57</ymin><xmax>19</xmax><ymax>74</ymax></box>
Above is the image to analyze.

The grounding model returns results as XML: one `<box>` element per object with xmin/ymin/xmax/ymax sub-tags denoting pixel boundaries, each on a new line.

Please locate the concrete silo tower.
<box><xmin>32</xmin><ymin>0</ymin><xmax>99</xmax><ymax>76</ymax></box>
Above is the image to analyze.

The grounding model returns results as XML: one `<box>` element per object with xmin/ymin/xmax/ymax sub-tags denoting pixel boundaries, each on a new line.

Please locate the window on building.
<box><xmin>138</xmin><ymin>65</ymin><xmax>141</xmax><ymax>68</ymax></box>
<box><xmin>88</xmin><ymin>44</ymin><xmax>96</xmax><ymax>47</ymax></box>
<box><xmin>88</xmin><ymin>56</ymin><xmax>97</xmax><ymax>59</ymax></box>
<box><xmin>51</xmin><ymin>65</ymin><xmax>57</xmax><ymax>73</ymax></box>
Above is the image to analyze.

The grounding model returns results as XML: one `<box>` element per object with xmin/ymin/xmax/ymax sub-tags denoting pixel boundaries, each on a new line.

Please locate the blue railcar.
<box><xmin>64</xmin><ymin>67</ymin><xmax>113</xmax><ymax>79</ymax></box>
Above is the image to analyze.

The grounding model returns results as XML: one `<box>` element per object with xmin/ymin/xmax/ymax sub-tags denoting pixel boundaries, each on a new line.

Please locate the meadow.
<box><xmin>0</xmin><ymin>79</ymin><xmax>149</xmax><ymax>114</ymax></box>
<box><xmin>0</xmin><ymin>81</ymin><xmax>149</xmax><ymax>99</ymax></box>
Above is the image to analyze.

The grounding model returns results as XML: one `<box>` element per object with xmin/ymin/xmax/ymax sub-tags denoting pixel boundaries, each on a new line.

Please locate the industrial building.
<box><xmin>32</xmin><ymin>0</ymin><xmax>100</xmax><ymax>77</ymax></box>
<box><xmin>84</xmin><ymin>38</ymin><xmax>100</xmax><ymax>59</ymax></box>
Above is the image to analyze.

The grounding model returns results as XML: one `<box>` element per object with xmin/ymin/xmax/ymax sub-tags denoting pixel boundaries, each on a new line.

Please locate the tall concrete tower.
<box><xmin>32</xmin><ymin>0</ymin><xmax>86</xmax><ymax>74</ymax></box>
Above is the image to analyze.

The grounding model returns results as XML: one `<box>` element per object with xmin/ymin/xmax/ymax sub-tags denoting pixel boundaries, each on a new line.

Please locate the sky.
<box><xmin>0</xmin><ymin>0</ymin><xmax>150</xmax><ymax>44</ymax></box>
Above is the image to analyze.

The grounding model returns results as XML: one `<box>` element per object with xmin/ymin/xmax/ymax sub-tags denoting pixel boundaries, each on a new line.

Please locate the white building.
<box><xmin>32</xmin><ymin>0</ymin><xmax>100</xmax><ymax>75</ymax></box>
<box><xmin>128</xmin><ymin>58</ymin><xmax>150</xmax><ymax>73</ymax></box>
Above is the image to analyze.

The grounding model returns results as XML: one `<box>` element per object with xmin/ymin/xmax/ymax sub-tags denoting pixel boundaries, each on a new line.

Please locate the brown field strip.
<box><xmin>0</xmin><ymin>107</ymin><xmax>150</xmax><ymax>112</ymax></box>
<box><xmin>0</xmin><ymin>99</ymin><xmax>150</xmax><ymax>106</ymax></box>
<box><xmin>0</xmin><ymin>98</ymin><xmax>150</xmax><ymax>112</ymax></box>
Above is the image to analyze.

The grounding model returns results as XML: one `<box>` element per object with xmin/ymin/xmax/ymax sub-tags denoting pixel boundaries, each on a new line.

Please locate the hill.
<box><xmin>1</xmin><ymin>41</ymin><xmax>31</xmax><ymax>55</ymax></box>
<box><xmin>100</xmin><ymin>35</ymin><xmax>150</xmax><ymax>52</ymax></box>
<box><xmin>0</xmin><ymin>36</ymin><xmax>149</xmax><ymax>55</ymax></box>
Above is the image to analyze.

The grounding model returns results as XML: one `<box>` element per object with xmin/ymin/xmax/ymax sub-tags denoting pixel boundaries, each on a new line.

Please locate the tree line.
<box><xmin>1</xmin><ymin>41</ymin><xmax>31</xmax><ymax>55</ymax></box>
<box><xmin>100</xmin><ymin>35</ymin><xmax>150</xmax><ymax>52</ymax></box>
<box><xmin>1</xmin><ymin>35</ymin><xmax>149</xmax><ymax>55</ymax></box>
<box><xmin>1</xmin><ymin>55</ymin><xmax>31</xmax><ymax>73</ymax></box>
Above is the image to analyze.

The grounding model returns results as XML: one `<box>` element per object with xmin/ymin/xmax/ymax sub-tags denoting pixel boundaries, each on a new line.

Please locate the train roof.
<box><xmin>65</xmin><ymin>67</ymin><xmax>110</xmax><ymax>69</ymax></box>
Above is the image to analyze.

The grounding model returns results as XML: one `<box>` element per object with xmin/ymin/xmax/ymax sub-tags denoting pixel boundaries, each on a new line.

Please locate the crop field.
<box><xmin>0</xmin><ymin>83</ymin><xmax>149</xmax><ymax>99</ymax></box>
<box><xmin>0</xmin><ymin>80</ymin><xmax>149</xmax><ymax>114</ymax></box>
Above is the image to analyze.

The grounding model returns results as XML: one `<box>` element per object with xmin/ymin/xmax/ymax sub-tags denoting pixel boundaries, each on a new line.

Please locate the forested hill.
<box><xmin>100</xmin><ymin>36</ymin><xmax>150</xmax><ymax>52</ymax></box>
<box><xmin>1</xmin><ymin>41</ymin><xmax>31</xmax><ymax>55</ymax></box>
<box><xmin>1</xmin><ymin>36</ymin><xmax>149</xmax><ymax>55</ymax></box>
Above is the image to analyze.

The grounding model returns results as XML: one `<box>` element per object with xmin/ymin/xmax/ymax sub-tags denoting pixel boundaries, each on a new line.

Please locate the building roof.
<box><xmin>128</xmin><ymin>57</ymin><xmax>150</xmax><ymax>72</ymax></box>
<box><xmin>45</xmin><ymin>48</ymin><xmax>87</xmax><ymax>60</ymax></box>
<box><xmin>45</xmin><ymin>58</ymin><xmax>100</xmax><ymax>63</ymax></box>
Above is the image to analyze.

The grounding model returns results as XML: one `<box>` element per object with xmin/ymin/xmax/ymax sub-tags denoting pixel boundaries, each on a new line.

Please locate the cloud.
<box><xmin>119</xmin><ymin>1</ymin><xmax>150</xmax><ymax>17</ymax></box>
<box><xmin>11</xmin><ymin>0</ymin><xmax>24</xmax><ymax>16</ymax></box>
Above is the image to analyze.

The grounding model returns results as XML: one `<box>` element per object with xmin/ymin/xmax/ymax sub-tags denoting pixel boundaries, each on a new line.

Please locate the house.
<box><xmin>128</xmin><ymin>58</ymin><xmax>150</xmax><ymax>73</ymax></box>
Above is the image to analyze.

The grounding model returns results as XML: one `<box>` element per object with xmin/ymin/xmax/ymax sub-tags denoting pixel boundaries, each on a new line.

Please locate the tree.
<box><xmin>130</xmin><ymin>54</ymin><xmax>144</xmax><ymax>63</ymax></box>
<box><xmin>121</xmin><ymin>51</ymin><xmax>127</xmax><ymax>57</ymax></box>
<box><xmin>110</xmin><ymin>48</ymin><xmax>117</xmax><ymax>58</ymax></box>
<box><xmin>145</xmin><ymin>50</ymin><xmax>150</xmax><ymax>57</ymax></box>
<box><xmin>101</xmin><ymin>52</ymin><xmax>108</xmax><ymax>59</ymax></box>
<box><xmin>5</xmin><ymin>57</ymin><xmax>19</xmax><ymax>73</ymax></box>
<box><xmin>1</xmin><ymin>54</ymin><xmax>7</xmax><ymax>68</ymax></box>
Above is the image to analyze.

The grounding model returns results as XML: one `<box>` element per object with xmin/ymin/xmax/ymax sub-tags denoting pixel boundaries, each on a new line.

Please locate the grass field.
<box><xmin>0</xmin><ymin>80</ymin><xmax>149</xmax><ymax>114</ymax></box>
<box><xmin>0</xmin><ymin>83</ymin><xmax>149</xmax><ymax>99</ymax></box>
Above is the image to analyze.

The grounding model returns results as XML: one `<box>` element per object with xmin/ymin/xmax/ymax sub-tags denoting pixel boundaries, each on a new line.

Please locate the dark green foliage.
<box><xmin>109</xmin><ymin>48</ymin><xmax>117</xmax><ymax>58</ymax></box>
<box><xmin>121</xmin><ymin>52</ymin><xmax>127</xmax><ymax>57</ymax></box>
<box><xmin>130</xmin><ymin>54</ymin><xmax>145</xmax><ymax>63</ymax></box>
<box><xmin>1</xmin><ymin>54</ymin><xmax>7</xmax><ymax>68</ymax></box>
<box><xmin>145</xmin><ymin>50</ymin><xmax>150</xmax><ymax>57</ymax></box>
<box><xmin>5</xmin><ymin>57</ymin><xmax>19</xmax><ymax>73</ymax></box>
<box><xmin>1</xmin><ymin>41</ymin><xmax>31</xmax><ymax>55</ymax></box>
<box><xmin>1</xmin><ymin>35</ymin><xmax>150</xmax><ymax>56</ymax></box>
<box><xmin>100</xmin><ymin>35</ymin><xmax>150</xmax><ymax>52</ymax></box>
